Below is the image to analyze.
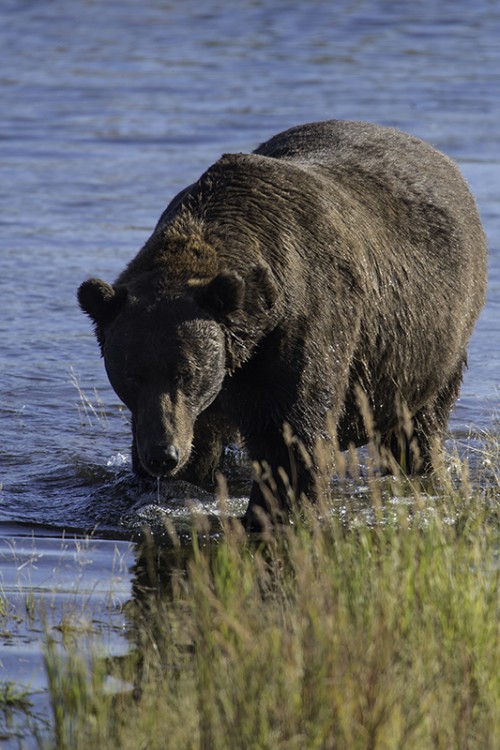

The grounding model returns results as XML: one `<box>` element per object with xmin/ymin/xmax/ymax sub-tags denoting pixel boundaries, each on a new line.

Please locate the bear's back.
<box><xmin>254</xmin><ymin>119</ymin><xmax>439</xmax><ymax>168</ymax></box>
<box><xmin>254</xmin><ymin>119</ymin><xmax>463</xmax><ymax>209</ymax></box>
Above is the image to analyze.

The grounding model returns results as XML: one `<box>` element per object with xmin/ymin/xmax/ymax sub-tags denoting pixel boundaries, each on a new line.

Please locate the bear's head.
<box><xmin>77</xmin><ymin>267</ymin><xmax>277</xmax><ymax>478</ymax></box>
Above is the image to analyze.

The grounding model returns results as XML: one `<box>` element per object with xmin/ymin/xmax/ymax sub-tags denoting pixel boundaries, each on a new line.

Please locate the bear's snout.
<box><xmin>143</xmin><ymin>443</ymin><xmax>180</xmax><ymax>477</ymax></box>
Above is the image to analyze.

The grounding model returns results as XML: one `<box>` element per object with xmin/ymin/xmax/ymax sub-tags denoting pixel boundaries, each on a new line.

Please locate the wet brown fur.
<box><xmin>78</xmin><ymin>120</ymin><xmax>488</xmax><ymax>526</ymax></box>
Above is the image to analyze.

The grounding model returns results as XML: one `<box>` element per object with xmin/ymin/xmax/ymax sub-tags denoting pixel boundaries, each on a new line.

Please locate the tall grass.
<box><xmin>39</xmin><ymin>436</ymin><xmax>500</xmax><ymax>750</ymax></box>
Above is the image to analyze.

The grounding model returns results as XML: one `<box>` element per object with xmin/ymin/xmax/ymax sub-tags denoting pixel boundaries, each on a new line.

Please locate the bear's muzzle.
<box><xmin>143</xmin><ymin>442</ymin><xmax>180</xmax><ymax>477</ymax></box>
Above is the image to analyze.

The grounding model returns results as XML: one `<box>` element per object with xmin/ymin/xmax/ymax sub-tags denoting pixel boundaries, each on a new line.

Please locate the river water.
<box><xmin>0</xmin><ymin>0</ymin><xmax>499</xmax><ymax>744</ymax></box>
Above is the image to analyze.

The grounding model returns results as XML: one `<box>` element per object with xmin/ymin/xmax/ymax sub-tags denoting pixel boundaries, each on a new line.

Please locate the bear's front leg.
<box><xmin>243</xmin><ymin>426</ymin><xmax>317</xmax><ymax>530</ymax></box>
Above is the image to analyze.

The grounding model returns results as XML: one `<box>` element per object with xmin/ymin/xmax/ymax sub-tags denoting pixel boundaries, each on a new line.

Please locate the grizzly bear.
<box><xmin>78</xmin><ymin>120</ymin><xmax>487</xmax><ymax>527</ymax></box>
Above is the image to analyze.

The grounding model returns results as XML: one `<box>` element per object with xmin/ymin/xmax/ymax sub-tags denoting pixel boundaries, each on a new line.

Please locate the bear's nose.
<box><xmin>145</xmin><ymin>444</ymin><xmax>179</xmax><ymax>476</ymax></box>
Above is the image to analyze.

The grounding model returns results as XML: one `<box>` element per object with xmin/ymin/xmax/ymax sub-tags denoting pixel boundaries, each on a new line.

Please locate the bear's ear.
<box><xmin>246</xmin><ymin>263</ymin><xmax>279</xmax><ymax>312</ymax></box>
<box><xmin>200</xmin><ymin>271</ymin><xmax>245</xmax><ymax>318</ymax></box>
<box><xmin>77</xmin><ymin>279</ymin><xmax>127</xmax><ymax>346</ymax></box>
